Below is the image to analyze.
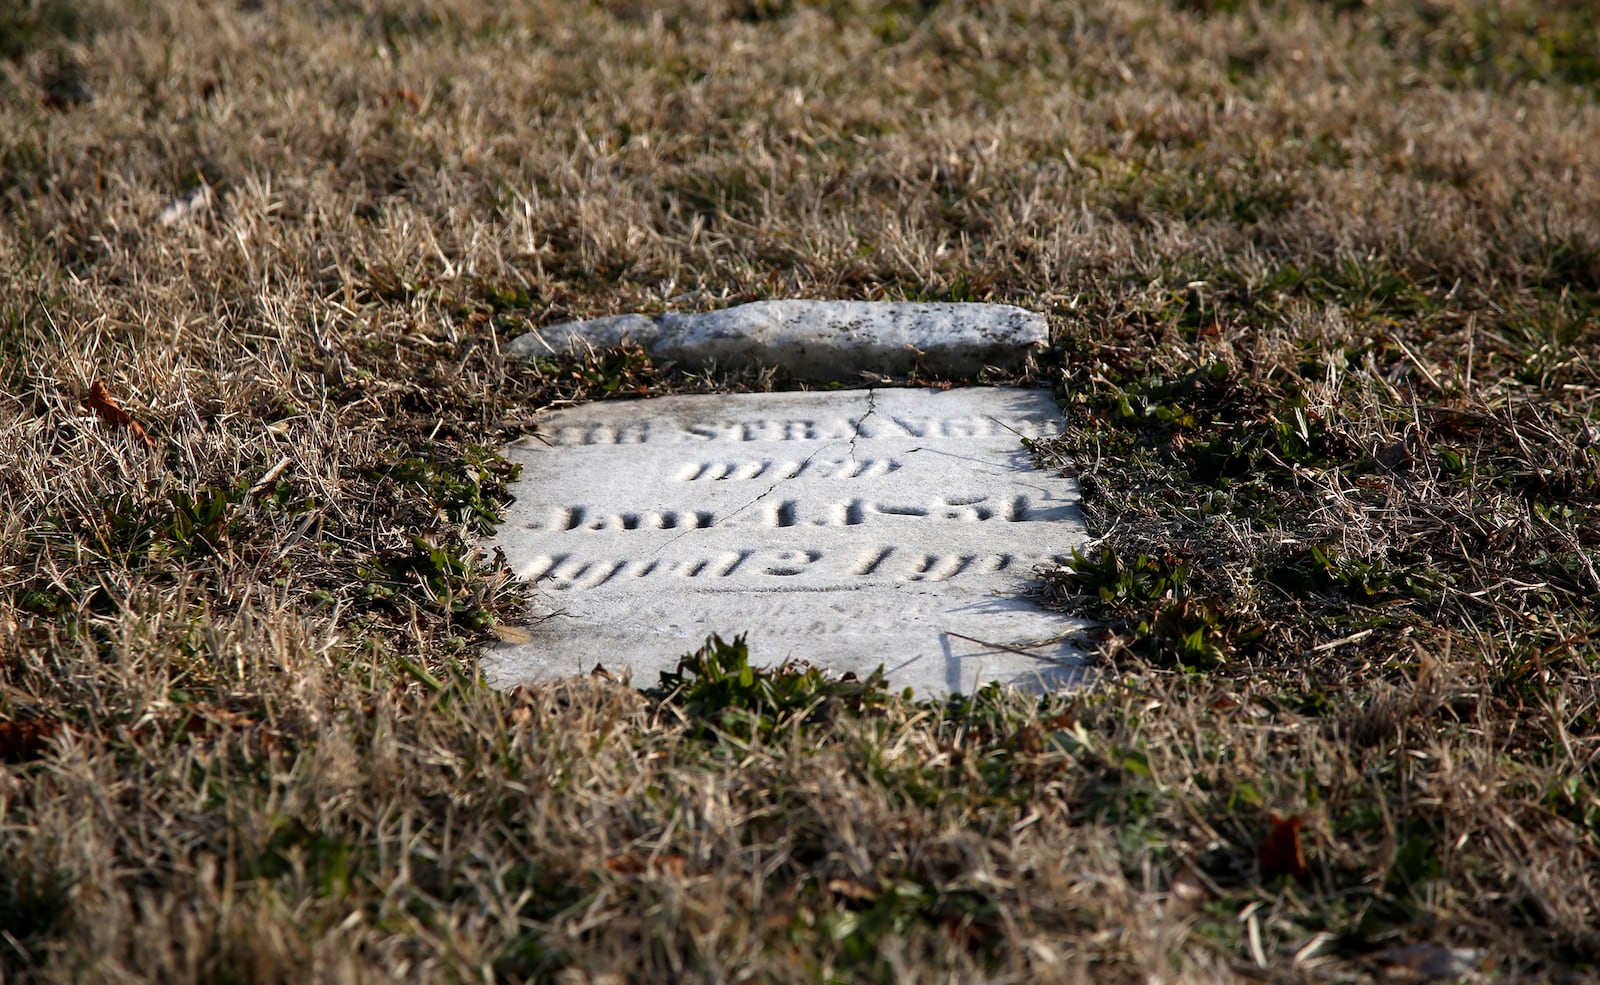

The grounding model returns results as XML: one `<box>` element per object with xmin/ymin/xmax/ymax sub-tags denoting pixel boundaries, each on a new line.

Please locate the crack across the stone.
<box><xmin>702</xmin><ymin>441</ymin><xmax>836</xmax><ymax>532</ymax></box>
<box><xmin>849</xmin><ymin>387</ymin><xmax>877</xmax><ymax>464</ymax></box>
<box><xmin>644</xmin><ymin>388</ymin><xmax>877</xmax><ymax>558</ymax></box>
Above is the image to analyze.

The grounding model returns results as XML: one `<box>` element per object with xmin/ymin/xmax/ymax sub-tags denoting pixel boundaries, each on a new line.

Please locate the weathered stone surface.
<box><xmin>483</xmin><ymin>387</ymin><xmax>1089</xmax><ymax>696</ymax></box>
<box><xmin>505</xmin><ymin>300</ymin><xmax>1047</xmax><ymax>380</ymax></box>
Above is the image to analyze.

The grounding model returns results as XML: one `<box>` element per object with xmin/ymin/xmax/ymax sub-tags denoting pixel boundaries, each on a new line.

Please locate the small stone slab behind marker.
<box><xmin>484</xmin><ymin>387</ymin><xmax>1089</xmax><ymax>697</ymax></box>
<box><xmin>505</xmin><ymin>300</ymin><xmax>1047</xmax><ymax>380</ymax></box>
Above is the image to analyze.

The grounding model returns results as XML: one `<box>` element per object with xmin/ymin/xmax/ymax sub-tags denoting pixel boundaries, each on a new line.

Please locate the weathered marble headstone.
<box><xmin>505</xmin><ymin>300</ymin><xmax>1047</xmax><ymax>380</ymax></box>
<box><xmin>484</xmin><ymin>387</ymin><xmax>1089</xmax><ymax>696</ymax></box>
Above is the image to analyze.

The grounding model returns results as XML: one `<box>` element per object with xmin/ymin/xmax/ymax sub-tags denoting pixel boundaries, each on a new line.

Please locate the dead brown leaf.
<box><xmin>1258</xmin><ymin>814</ymin><xmax>1308</xmax><ymax>881</ymax></box>
<box><xmin>825</xmin><ymin>878</ymin><xmax>880</xmax><ymax>902</ymax></box>
<box><xmin>491</xmin><ymin>623</ymin><xmax>534</xmax><ymax>644</ymax></box>
<box><xmin>85</xmin><ymin>380</ymin><xmax>154</xmax><ymax>448</ymax></box>
<box><xmin>380</xmin><ymin>87</ymin><xmax>422</xmax><ymax>111</ymax></box>
<box><xmin>604</xmin><ymin>853</ymin><xmax>685</xmax><ymax>877</ymax></box>
<box><xmin>169</xmin><ymin>704</ymin><xmax>257</xmax><ymax>738</ymax></box>
<box><xmin>0</xmin><ymin>718</ymin><xmax>60</xmax><ymax>762</ymax></box>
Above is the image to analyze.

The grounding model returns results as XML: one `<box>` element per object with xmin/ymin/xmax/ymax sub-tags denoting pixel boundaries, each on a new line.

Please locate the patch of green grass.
<box><xmin>1061</xmin><ymin>545</ymin><xmax>1190</xmax><ymax>616</ymax></box>
<box><xmin>61</xmin><ymin>482</ymin><xmax>252</xmax><ymax>569</ymax></box>
<box><xmin>357</xmin><ymin>533</ymin><xmax>497</xmax><ymax>635</ymax></box>
<box><xmin>650</xmin><ymin>634</ymin><xmax>896</xmax><ymax>742</ymax></box>
<box><xmin>166</xmin><ymin>481</ymin><xmax>251</xmax><ymax>558</ymax></box>
<box><xmin>0</xmin><ymin>0</ymin><xmax>100</xmax><ymax>59</ymax></box>
<box><xmin>369</xmin><ymin>446</ymin><xmax>520</xmax><ymax>534</ymax></box>
<box><xmin>240</xmin><ymin>813</ymin><xmax>362</xmax><ymax>900</ymax></box>
<box><xmin>1427</xmin><ymin>5</ymin><xmax>1600</xmax><ymax>91</ymax></box>
<box><xmin>568</xmin><ymin>344</ymin><xmax>660</xmax><ymax>396</ymax></box>
<box><xmin>1189</xmin><ymin>402</ymin><xmax>1347</xmax><ymax>483</ymax></box>
<box><xmin>792</xmin><ymin>877</ymin><xmax>1006</xmax><ymax>976</ymax></box>
<box><xmin>1117</xmin><ymin>165</ymin><xmax>1303</xmax><ymax>227</ymax></box>
<box><xmin>660</xmin><ymin>169</ymin><xmax>766</xmax><ymax>226</ymax></box>
<box><xmin>1235</xmin><ymin>260</ymin><xmax>1443</xmax><ymax>325</ymax></box>
<box><xmin>1264</xmin><ymin>543</ymin><xmax>1427</xmax><ymax>605</ymax></box>
<box><xmin>1135</xmin><ymin>597</ymin><xmax>1263</xmax><ymax>669</ymax></box>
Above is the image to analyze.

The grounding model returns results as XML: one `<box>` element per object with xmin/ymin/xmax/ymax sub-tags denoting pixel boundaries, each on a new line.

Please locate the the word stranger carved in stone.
<box><xmin>484</xmin><ymin>387</ymin><xmax>1091</xmax><ymax>696</ymax></box>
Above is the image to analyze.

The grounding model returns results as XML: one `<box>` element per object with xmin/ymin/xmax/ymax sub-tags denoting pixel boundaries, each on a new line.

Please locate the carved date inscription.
<box><xmin>485</xmin><ymin>387</ymin><xmax>1089</xmax><ymax>696</ymax></box>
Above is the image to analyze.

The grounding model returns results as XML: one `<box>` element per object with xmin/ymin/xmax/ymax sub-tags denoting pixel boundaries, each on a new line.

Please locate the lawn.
<box><xmin>1</xmin><ymin>0</ymin><xmax>1597</xmax><ymax>981</ymax></box>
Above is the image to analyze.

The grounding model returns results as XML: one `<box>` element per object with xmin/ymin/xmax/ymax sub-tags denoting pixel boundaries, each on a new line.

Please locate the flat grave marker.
<box><xmin>484</xmin><ymin>387</ymin><xmax>1090</xmax><ymax>696</ymax></box>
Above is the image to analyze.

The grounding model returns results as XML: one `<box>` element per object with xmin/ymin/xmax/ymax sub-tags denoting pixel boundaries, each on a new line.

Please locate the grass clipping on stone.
<box><xmin>1</xmin><ymin>0</ymin><xmax>1597</xmax><ymax>981</ymax></box>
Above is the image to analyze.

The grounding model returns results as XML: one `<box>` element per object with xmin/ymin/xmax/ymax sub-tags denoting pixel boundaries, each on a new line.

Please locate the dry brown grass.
<box><xmin>2</xmin><ymin>0</ymin><xmax>1598</xmax><ymax>981</ymax></box>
